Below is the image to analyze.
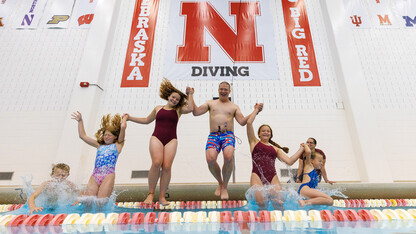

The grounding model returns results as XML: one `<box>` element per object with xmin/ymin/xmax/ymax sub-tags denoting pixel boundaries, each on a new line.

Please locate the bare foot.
<box><xmin>159</xmin><ymin>197</ymin><xmax>169</xmax><ymax>206</ymax></box>
<box><xmin>298</xmin><ymin>200</ymin><xmax>306</xmax><ymax>207</ymax></box>
<box><xmin>220</xmin><ymin>188</ymin><xmax>229</xmax><ymax>200</ymax></box>
<box><xmin>144</xmin><ymin>192</ymin><xmax>154</xmax><ymax>204</ymax></box>
<box><xmin>214</xmin><ymin>186</ymin><xmax>221</xmax><ymax>196</ymax></box>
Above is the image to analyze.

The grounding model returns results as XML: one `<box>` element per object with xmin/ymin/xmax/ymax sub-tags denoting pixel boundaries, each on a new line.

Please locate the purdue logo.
<box><xmin>177</xmin><ymin>2</ymin><xmax>264</xmax><ymax>63</ymax></box>
<box><xmin>47</xmin><ymin>15</ymin><xmax>70</xmax><ymax>24</ymax></box>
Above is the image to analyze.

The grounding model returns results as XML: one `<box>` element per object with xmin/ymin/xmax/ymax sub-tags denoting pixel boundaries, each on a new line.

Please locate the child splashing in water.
<box><xmin>28</xmin><ymin>163</ymin><xmax>78</xmax><ymax>215</ymax></box>
<box><xmin>298</xmin><ymin>149</ymin><xmax>333</xmax><ymax>207</ymax></box>
<box><xmin>246</xmin><ymin>103</ymin><xmax>305</xmax><ymax>208</ymax></box>
<box><xmin>72</xmin><ymin>112</ymin><xmax>127</xmax><ymax>201</ymax></box>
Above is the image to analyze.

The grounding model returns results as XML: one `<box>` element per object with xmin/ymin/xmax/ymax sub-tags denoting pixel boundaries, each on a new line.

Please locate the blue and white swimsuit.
<box><xmin>92</xmin><ymin>143</ymin><xmax>119</xmax><ymax>185</ymax></box>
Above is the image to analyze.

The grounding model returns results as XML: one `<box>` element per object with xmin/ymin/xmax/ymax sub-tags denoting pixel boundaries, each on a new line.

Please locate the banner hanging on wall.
<box><xmin>366</xmin><ymin>0</ymin><xmax>401</xmax><ymax>28</ymax></box>
<box><xmin>16</xmin><ymin>0</ymin><xmax>48</xmax><ymax>29</ymax></box>
<box><xmin>396</xmin><ymin>0</ymin><xmax>416</xmax><ymax>28</ymax></box>
<box><xmin>282</xmin><ymin>0</ymin><xmax>321</xmax><ymax>86</ymax></box>
<box><xmin>343</xmin><ymin>0</ymin><xmax>372</xmax><ymax>28</ymax></box>
<box><xmin>45</xmin><ymin>0</ymin><xmax>75</xmax><ymax>28</ymax></box>
<box><xmin>0</xmin><ymin>0</ymin><xmax>18</xmax><ymax>28</ymax></box>
<box><xmin>163</xmin><ymin>0</ymin><xmax>278</xmax><ymax>81</ymax></box>
<box><xmin>121</xmin><ymin>0</ymin><xmax>160</xmax><ymax>87</ymax></box>
<box><xmin>344</xmin><ymin>0</ymin><xmax>416</xmax><ymax>28</ymax></box>
<box><xmin>71</xmin><ymin>0</ymin><xmax>98</xmax><ymax>29</ymax></box>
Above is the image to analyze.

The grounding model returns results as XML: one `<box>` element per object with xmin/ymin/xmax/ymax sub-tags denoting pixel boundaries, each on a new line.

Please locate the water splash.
<box><xmin>3</xmin><ymin>176</ymin><xmax>124</xmax><ymax>215</ymax></box>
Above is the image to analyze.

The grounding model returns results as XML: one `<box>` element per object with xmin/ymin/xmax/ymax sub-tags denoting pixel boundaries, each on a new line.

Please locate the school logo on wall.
<box><xmin>71</xmin><ymin>0</ymin><xmax>98</xmax><ymax>29</ymax></box>
<box><xmin>163</xmin><ymin>0</ymin><xmax>279</xmax><ymax>83</ymax></box>
<box><xmin>45</xmin><ymin>0</ymin><xmax>75</xmax><ymax>28</ymax></box>
<box><xmin>17</xmin><ymin>0</ymin><xmax>48</xmax><ymax>29</ymax></box>
<box><xmin>343</xmin><ymin>0</ymin><xmax>416</xmax><ymax>28</ymax></box>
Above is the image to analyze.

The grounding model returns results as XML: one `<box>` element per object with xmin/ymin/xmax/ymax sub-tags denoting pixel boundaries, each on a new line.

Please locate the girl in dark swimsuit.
<box><xmin>246</xmin><ymin>103</ymin><xmax>305</xmax><ymax>208</ymax></box>
<box><xmin>124</xmin><ymin>78</ymin><xmax>194</xmax><ymax>206</ymax></box>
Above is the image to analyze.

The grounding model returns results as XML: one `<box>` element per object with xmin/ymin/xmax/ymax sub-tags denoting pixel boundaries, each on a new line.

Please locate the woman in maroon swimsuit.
<box><xmin>246</xmin><ymin>103</ymin><xmax>305</xmax><ymax>208</ymax></box>
<box><xmin>124</xmin><ymin>78</ymin><xmax>194</xmax><ymax>205</ymax></box>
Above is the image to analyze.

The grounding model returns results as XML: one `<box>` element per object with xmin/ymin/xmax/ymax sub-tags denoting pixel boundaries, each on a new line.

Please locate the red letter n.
<box><xmin>177</xmin><ymin>2</ymin><xmax>264</xmax><ymax>62</ymax></box>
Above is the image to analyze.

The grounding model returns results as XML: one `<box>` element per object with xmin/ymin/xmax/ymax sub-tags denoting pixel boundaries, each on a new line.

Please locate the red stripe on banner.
<box><xmin>282</xmin><ymin>0</ymin><xmax>320</xmax><ymax>86</ymax></box>
<box><xmin>121</xmin><ymin>0</ymin><xmax>159</xmax><ymax>87</ymax></box>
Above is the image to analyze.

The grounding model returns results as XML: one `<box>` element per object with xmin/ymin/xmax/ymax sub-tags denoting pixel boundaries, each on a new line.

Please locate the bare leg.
<box><xmin>159</xmin><ymin>139</ymin><xmax>177</xmax><ymax>206</ymax></box>
<box><xmin>206</xmin><ymin>148</ymin><xmax>222</xmax><ymax>196</ymax></box>
<box><xmin>220</xmin><ymin>146</ymin><xmax>235</xmax><ymax>200</ymax></box>
<box><xmin>299</xmin><ymin>186</ymin><xmax>333</xmax><ymax>207</ymax></box>
<box><xmin>250</xmin><ymin>173</ymin><xmax>266</xmax><ymax>208</ymax></box>
<box><xmin>85</xmin><ymin>176</ymin><xmax>100</xmax><ymax>196</ymax></box>
<box><xmin>145</xmin><ymin>136</ymin><xmax>164</xmax><ymax>204</ymax></box>
<box><xmin>97</xmin><ymin>173</ymin><xmax>115</xmax><ymax>198</ymax></box>
<box><xmin>269</xmin><ymin>176</ymin><xmax>284</xmax><ymax>209</ymax></box>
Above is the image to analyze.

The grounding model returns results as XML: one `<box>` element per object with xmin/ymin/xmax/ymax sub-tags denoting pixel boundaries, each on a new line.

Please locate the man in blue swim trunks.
<box><xmin>192</xmin><ymin>81</ymin><xmax>263</xmax><ymax>199</ymax></box>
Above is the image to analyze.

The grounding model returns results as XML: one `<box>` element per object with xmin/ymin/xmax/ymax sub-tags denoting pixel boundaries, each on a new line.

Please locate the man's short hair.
<box><xmin>219</xmin><ymin>81</ymin><xmax>231</xmax><ymax>90</ymax></box>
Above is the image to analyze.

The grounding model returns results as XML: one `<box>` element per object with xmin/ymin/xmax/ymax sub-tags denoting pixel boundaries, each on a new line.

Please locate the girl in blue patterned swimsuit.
<box><xmin>72</xmin><ymin>111</ymin><xmax>127</xmax><ymax>199</ymax></box>
<box><xmin>298</xmin><ymin>146</ymin><xmax>333</xmax><ymax>207</ymax></box>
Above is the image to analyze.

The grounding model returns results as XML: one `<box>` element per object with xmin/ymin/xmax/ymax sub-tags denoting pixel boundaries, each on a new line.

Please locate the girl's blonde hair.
<box><xmin>159</xmin><ymin>78</ymin><xmax>188</xmax><ymax>109</ymax></box>
<box><xmin>95</xmin><ymin>114</ymin><xmax>122</xmax><ymax>144</ymax></box>
<box><xmin>258</xmin><ymin>124</ymin><xmax>289</xmax><ymax>153</ymax></box>
<box><xmin>51</xmin><ymin>163</ymin><xmax>70</xmax><ymax>175</ymax></box>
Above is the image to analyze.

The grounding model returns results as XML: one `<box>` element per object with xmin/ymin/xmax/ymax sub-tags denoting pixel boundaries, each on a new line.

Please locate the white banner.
<box><xmin>365</xmin><ymin>0</ymin><xmax>401</xmax><ymax>28</ymax></box>
<box><xmin>344</xmin><ymin>0</ymin><xmax>416</xmax><ymax>28</ymax></box>
<box><xmin>71</xmin><ymin>0</ymin><xmax>98</xmax><ymax>29</ymax></box>
<box><xmin>16</xmin><ymin>0</ymin><xmax>48</xmax><ymax>29</ymax></box>
<box><xmin>0</xmin><ymin>0</ymin><xmax>19</xmax><ymax>28</ymax></box>
<box><xmin>394</xmin><ymin>0</ymin><xmax>416</xmax><ymax>28</ymax></box>
<box><xmin>44</xmin><ymin>0</ymin><xmax>75</xmax><ymax>28</ymax></box>
<box><xmin>163</xmin><ymin>0</ymin><xmax>278</xmax><ymax>81</ymax></box>
<box><xmin>343</xmin><ymin>0</ymin><xmax>372</xmax><ymax>28</ymax></box>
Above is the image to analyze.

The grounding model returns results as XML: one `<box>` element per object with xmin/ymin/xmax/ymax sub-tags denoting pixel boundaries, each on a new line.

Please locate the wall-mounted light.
<box><xmin>80</xmin><ymin>82</ymin><xmax>103</xmax><ymax>91</ymax></box>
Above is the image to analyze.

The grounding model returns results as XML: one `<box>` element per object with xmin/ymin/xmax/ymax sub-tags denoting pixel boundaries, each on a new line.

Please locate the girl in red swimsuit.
<box><xmin>124</xmin><ymin>78</ymin><xmax>194</xmax><ymax>206</ymax></box>
<box><xmin>246</xmin><ymin>103</ymin><xmax>305</xmax><ymax>208</ymax></box>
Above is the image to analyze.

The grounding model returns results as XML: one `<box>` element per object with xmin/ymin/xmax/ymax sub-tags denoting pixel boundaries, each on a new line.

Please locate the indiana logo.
<box><xmin>350</xmin><ymin>15</ymin><xmax>362</xmax><ymax>27</ymax></box>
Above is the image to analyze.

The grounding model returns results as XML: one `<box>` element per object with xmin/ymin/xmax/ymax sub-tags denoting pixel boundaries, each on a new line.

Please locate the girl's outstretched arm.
<box><xmin>276</xmin><ymin>143</ymin><xmax>305</xmax><ymax>166</ymax></box>
<box><xmin>71</xmin><ymin>111</ymin><xmax>99</xmax><ymax>148</ymax></box>
<box><xmin>303</xmin><ymin>143</ymin><xmax>312</xmax><ymax>164</ymax></box>
<box><xmin>239</xmin><ymin>103</ymin><xmax>263</xmax><ymax>126</ymax></box>
<box><xmin>116</xmin><ymin>115</ymin><xmax>128</xmax><ymax>153</ymax></box>
<box><xmin>296</xmin><ymin>157</ymin><xmax>304</xmax><ymax>183</ymax></box>
<box><xmin>124</xmin><ymin>107</ymin><xmax>157</xmax><ymax>124</ymax></box>
<box><xmin>181</xmin><ymin>87</ymin><xmax>194</xmax><ymax>114</ymax></box>
<box><xmin>246</xmin><ymin>103</ymin><xmax>262</xmax><ymax>151</ymax></box>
